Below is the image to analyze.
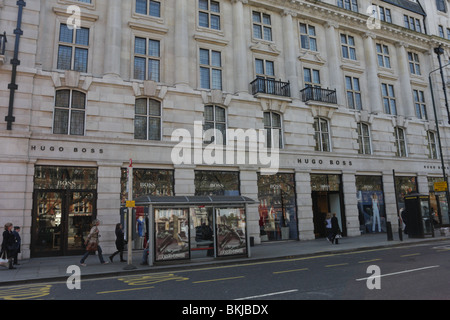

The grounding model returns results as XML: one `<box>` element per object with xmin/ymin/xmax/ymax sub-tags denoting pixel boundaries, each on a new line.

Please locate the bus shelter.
<box><xmin>130</xmin><ymin>195</ymin><xmax>255</xmax><ymax>265</ymax></box>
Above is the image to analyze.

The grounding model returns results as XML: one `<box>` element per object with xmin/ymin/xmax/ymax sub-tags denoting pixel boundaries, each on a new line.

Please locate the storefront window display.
<box><xmin>427</xmin><ymin>177</ymin><xmax>449</xmax><ymax>226</ymax></box>
<box><xmin>356</xmin><ymin>176</ymin><xmax>386</xmax><ymax>233</ymax></box>
<box><xmin>257</xmin><ymin>173</ymin><xmax>298</xmax><ymax>241</ymax></box>
<box><xmin>395</xmin><ymin>176</ymin><xmax>418</xmax><ymax>211</ymax></box>
<box><xmin>155</xmin><ymin>208</ymin><xmax>189</xmax><ymax>261</ymax></box>
<box><xmin>195</xmin><ymin>171</ymin><xmax>240</xmax><ymax>196</ymax></box>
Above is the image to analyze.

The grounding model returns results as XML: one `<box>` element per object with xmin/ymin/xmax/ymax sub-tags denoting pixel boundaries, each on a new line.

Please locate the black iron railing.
<box><xmin>300</xmin><ymin>86</ymin><xmax>337</xmax><ymax>104</ymax></box>
<box><xmin>0</xmin><ymin>32</ymin><xmax>6</xmax><ymax>56</ymax></box>
<box><xmin>250</xmin><ymin>78</ymin><xmax>291</xmax><ymax>97</ymax></box>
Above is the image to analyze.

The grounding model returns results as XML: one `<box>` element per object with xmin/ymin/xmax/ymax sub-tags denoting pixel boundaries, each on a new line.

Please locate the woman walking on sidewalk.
<box><xmin>1</xmin><ymin>223</ymin><xmax>17</xmax><ymax>269</ymax></box>
<box><xmin>80</xmin><ymin>219</ymin><xmax>108</xmax><ymax>266</ymax></box>
<box><xmin>109</xmin><ymin>223</ymin><xmax>126</xmax><ymax>263</ymax></box>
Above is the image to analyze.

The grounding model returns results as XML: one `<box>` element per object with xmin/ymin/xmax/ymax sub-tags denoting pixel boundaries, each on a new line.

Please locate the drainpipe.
<box><xmin>5</xmin><ymin>0</ymin><xmax>26</xmax><ymax>131</ymax></box>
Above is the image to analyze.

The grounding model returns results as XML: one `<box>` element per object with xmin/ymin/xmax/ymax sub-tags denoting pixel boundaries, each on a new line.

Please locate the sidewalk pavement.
<box><xmin>1</xmin><ymin>232</ymin><xmax>449</xmax><ymax>287</ymax></box>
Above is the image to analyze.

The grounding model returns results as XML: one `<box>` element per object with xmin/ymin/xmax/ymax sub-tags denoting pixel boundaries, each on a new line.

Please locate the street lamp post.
<box><xmin>429</xmin><ymin>48</ymin><xmax>450</xmax><ymax>226</ymax></box>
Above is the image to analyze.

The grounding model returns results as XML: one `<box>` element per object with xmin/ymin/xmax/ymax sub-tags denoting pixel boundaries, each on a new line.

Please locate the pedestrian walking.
<box><xmin>12</xmin><ymin>226</ymin><xmax>21</xmax><ymax>265</ymax></box>
<box><xmin>80</xmin><ymin>219</ymin><xmax>108</xmax><ymax>266</ymax></box>
<box><xmin>331</xmin><ymin>213</ymin><xmax>341</xmax><ymax>244</ymax></box>
<box><xmin>325</xmin><ymin>213</ymin><xmax>333</xmax><ymax>243</ymax></box>
<box><xmin>109</xmin><ymin>223</ymin><xmax>126</xmax><ymax>263</ymax></box>
<box><xmin>1</xmin><ymin>223</ymin><xmax>17</xmax><ymax>269</ymax></box>
<box><xmin>141</xmin><ymin>239</ymin><xmax>150</xmax><ymax>265</ymax></box>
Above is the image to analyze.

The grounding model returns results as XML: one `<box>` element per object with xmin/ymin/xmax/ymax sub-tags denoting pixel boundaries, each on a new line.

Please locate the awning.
<box><xmin>133</xmin><ymin>195</ymin><xmax>256</xmax><ymax>206</ymax></box>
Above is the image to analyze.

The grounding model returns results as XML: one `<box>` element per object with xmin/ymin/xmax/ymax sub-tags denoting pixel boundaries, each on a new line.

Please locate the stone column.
<box><xmin>174</xmin><ymin>0</ymin><xmax>190</xmax><ymax>87</ymax></box>
<box><xmin>282</xmin><ymin>10</ymin><xmax>300</xmax><ymax>99</ymax></box>
<box><xmin>363</xmin><ymin>33</ymin><xmax>383</xmax><ymax>114</ymax></box>
<box><xmin>240</xmin><ymin>169</ymin><xmax>260</xmax><ymax>244</ymax></box>
<box><xmin>295</xmin><ymin>170</ymin><xmax>315</xmax><ymax>240</ymax></box>
<box><xmin>325</xmin><ymin>22</ymin><xmax>343</xmax><ymax>104</ymax></box>
<box><xmin>231</xmin><ymin>0</ymin><xmax>249</xmax><ymax>94</ymax></box>
<box><xmin>342</xmin><ymin>171</ymin><xmax>360</xmax><ymax>237</ymax></box>
<box><xmin>417</xmin><ymin>173</ymin><xmax>429</xmax><ymax>194</ymax></box>
<box><xmin>103</xmin><ymin>0</ymin><xmax>122</xmax><ymax>78</ymax></box>
<box><xmin>395</xmin><ymin>42</ymin><xmax>414</xmax><ymax>118</ymax></box>
<box><xmin>96</xmin><ymin>162</ymin><xmax>122</xmax><ymax>253</ymax></box>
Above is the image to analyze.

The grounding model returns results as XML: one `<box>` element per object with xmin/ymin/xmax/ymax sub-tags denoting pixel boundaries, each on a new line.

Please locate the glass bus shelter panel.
<box><xmin>190</xmin><ymin>206</ymin><xmax>214</xmax><ymax>259</ymax></box>
<box><xmin>154</xmin><ymin>208</ymin><xmax>189</xmax><ymax>262</ymax></box>
<box><xmin>216</xmin><ymin>207</ymin><xmax>247</xmax><ymax>257</ymax></box>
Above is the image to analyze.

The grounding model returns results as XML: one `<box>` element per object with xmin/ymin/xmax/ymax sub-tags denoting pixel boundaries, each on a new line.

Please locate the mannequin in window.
<box><xmin>372</xmin><ymin>193</ymin><xmax>381</xmax><ymax>232</ymax></box>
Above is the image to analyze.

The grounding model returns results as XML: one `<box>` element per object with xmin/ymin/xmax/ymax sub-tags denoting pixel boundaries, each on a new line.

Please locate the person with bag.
<box><xmin>80</xmin><ymin>219</ymin><xmax>108</xmax><ymax>266</ymax></box>
<box><xmin>1</xmin><ymin>223</ymin><xmax>17</xmax><ymax>269</ymax></box>
<box><xmin>331</xmin><ymin>213</ymin><xmax>342</xmax><ymax>244</ymax></box>
<box><xmin>109</xmin><ymin>223</ymin><xmax>126</xmax><ymax>263</ymax></box>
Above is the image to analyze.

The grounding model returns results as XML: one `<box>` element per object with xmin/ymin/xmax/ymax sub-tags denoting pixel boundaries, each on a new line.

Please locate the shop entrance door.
<box><xmin>312</xmin><ymin>191</ymin><xmax>346</xmax><ymax>238</ymax></box>
<box><xmin>32</xmin><ymin>190</ymin><xmax>96</xmax><ymax>257</ymax></box>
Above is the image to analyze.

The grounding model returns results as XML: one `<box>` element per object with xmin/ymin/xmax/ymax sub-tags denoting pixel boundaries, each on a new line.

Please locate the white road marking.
<box><xmin>235</xmin><ymin>289</ymin><xmax>299</xmax><ymax>300</ymax></box>
<box><xmin>356</xmin><ymin>265</ymin><xmax>440</xmax><ymax>281</ymax></box>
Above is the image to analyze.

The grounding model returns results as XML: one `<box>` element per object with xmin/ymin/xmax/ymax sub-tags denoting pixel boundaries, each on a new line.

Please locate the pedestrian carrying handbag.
<box><xmin>0</xmin><ymin>251</ymin><xmax>8</xmax><ymax>267</ymax></box>
<box><xmin>86</xmin><ymin>241</ymin><xmax>98</xmax><ymax>253</ymax></box>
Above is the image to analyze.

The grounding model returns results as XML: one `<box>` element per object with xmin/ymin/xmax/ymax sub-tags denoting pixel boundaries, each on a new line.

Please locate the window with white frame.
<box><xmin>382</xmin><ymin>83</ymin><xmax>397</xmax><ymax>115</ymax></box>
<box><xmin>199</xmin><ymin>48</ymin><xmax>222</xmax><ymax>90</ymax></box>
<box><xmin>304</xmin><ymin>68</ymin><xmax>321</xmax><ymax>88</ymax></box>
<box><xmin>134</xmin><ymin>37</ymin><xmax>161</xmax><ymax>82</ymax></box>
<box><xmin>345</xmin><ymin>76</ymin><xmax>362</xmax><ymax>110</ymax></box>
<box><xmin>252</xmin><ymin>11</ymin><xmax>272</xmax><ymax>41</ymax></box>
<box><xmin>135</xmin><ymin>0</ymin><xmax>161</xmax><ymax>17</ymax></box>
<box><xmin>57</xmin><ymin>24</ymin><xmax>89</xmax><ymax>73</ymax></box>
<box><xmin>372</xmin><ymin>4</ymin><xmax>392</xmax><ymax>23</ymax></box>
<box><xmin>376</xmin><ymin>43</ymin><xmax>391</xmax><ymax>68</ymax></box>
<box><xmin>314</xmin><ymin>117</ymin><xmax>331</xmax><ymax>152</ymax></box>
<box><xmin>337</xmin><ymin>0</ymin><xmax>358</xmax><ymax>12</ymax></box>
<box><xmin>427</xmin><ymin>131</ymin><xmax>438</xmax><ymax>159</ymax></box>
<box><xmin>53</xmin><ymin>89</ymin><xmax>86</xmax><ymax>136</ymax></box>
<box><xmin>413</xmin><ymin>89</ymin><xmax>427</xmax><ymax>120</ymax></box>
<box><xmin>264</xmin><ymin>112</ymin><xmax>283</xmax><ymax>149</ymax></box>
<box><xmin>357</xmin><ymin>122</ymin><xmax>372</xmax><ymax>155</ymax></box>
<box><xmin>134</xmin><ymin>98</ymin><xmax>162</xmax><ymax>141</ymax></box>
<box><xmin>199</xmin><ymin>0</ymin><xmax>220</xmax><ymax>30</ymax></box>
<box><xmin>394</xmin><ymin>127</ymin><xmax>407</xmax><ymax>157</ymax></box>
<box><xmin>404</xmin><ymin>15</ymin><xmax>422</xmax><ymax>33</ymax></box>
<box><xmin>408</xmin><ymin>52</ymin><xmax>421</xmax><ymax>75</ymax></box>
<box><xmin>341</xmin><ymin>34</ymin><xmax>357</xmax><ymax>60</ymax></box>
<box><xmin>255</xmin><ymin>58</ymin><xmax>275</xmax><ymax>94</ymax></box>
<box><xmin>204</xmin><ymin>105</ymin><xmax>226</xmax><ymax>145</ymax></box>
<box><xmin>300</xmin><ymin>23</ymin><xmax>317</xmax><ymax>51</ymax></box>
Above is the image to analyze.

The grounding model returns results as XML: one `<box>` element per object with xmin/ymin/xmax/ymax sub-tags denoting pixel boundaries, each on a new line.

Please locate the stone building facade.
<box><xmin>0</xmin><ymin>0</ymin><xmax>449</xmax><ymax>259</ymax></box>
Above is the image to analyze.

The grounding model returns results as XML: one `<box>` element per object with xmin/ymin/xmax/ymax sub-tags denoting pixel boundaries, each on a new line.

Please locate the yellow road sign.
<box><xmin>434</xmin><ymin>181</ymin><xmax>448</xmax><ymax>192</ymax></box>
<box><xmin>126</xmin><ymin>200</ymin><xmax>135</xmax><ymax>208</ymax></box>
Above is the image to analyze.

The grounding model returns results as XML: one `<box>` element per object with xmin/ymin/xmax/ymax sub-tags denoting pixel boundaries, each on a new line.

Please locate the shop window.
<box><xmin>194</xmin><ymin>170</ymin><xmax>240</xmax><ymax>196</ymax></box>
<box><xmin>356</xmin><ymin>176</ymin><xmax>386</xmax><ymax>234</ymax></box>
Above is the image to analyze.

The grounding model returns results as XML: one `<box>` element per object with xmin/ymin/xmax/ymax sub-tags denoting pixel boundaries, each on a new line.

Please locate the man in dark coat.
<box><xmin>12</xmin><ymin>226</ymin><xmax>21</xmax><ymax>265</ymax></box>
<box><xmin>331</xmin><ymin>213</ymin><xmax>341</xmax><ymax>244</ymax></box>
<box><xmin>2</xmin><ymin>223</ymin><xmax>17</xmax><ymax>269</ymax></box>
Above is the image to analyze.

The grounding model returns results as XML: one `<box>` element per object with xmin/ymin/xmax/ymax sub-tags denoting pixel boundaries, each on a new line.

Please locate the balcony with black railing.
<box><xmin>250</xmin><ymin>77</ymin><xmax>291</xmax><ymax>98</ymax></box>
<box><xmin>300</xmin><ymin>86</ymin><xmax>337</xmax><ymax>105</ymax></box>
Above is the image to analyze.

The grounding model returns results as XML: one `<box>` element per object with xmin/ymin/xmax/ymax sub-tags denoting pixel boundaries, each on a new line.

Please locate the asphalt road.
<box><xmin>2</xmin><ymin>240</ymin><xmax>450</xmax><ymax>304</ymax></box>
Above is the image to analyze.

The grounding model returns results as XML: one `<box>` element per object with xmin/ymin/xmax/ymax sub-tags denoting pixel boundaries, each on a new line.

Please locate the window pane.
<box><xmin>252</xmin><ymin>11</ymin><xmax>261</xmax><ymax>23</ymax></box>
<box><xmin>59</xmin><ymin>24</ymin><xmax>73</xmax><ymax>43</ymax></box>
<box><xmin>135</xmin><ymin>99</ymin><xmax>147</xmax><ymax>115</ymax></box>
<box><xmin>71</xmin><ymin>91</ymin><xmax>86</xmax><ymax>109</ymax></box>
<box><xmin>149</xmin><ymin>100</ymin><xmax>161</xmax><ymax>116</ymax></box>
<box><xmin>149</xmin><ymin>1</ymin><xmax>161</xmax><ymax>17</ymax></box>
<box><xmin>200</xmin><ymin>67</ymin><xmax>210</xmax><ymax>89</ymax></box>
<box><xmin>204</xmin><ymin>106</ymin><xmax>214</xmax><ymax>121</ymax></box>
<box><xmin>148</xmin><ymin>40</ymin><xmax>160</xmax><ymax>57</ymax></box>
<box><xmin>253</xmin><ymin>25</ymin><xmax>262</xmax><ymax>39</ymax></box>
<box><xmin>310</xmin><ymin>38</ymin><xmax>317</xmax><ymax>51</ymax></box>
<box><xmin>74</xmin><ymin>48</ymin><xmax>88</xmax><ymax>73</ymax></box>
<box><xmin>272</xmin><ymin>113</ymin><xmax>281</xmax><ymax>127</ymax></box>
<box><xmin>199</xmin><ymin>49</ymin><xmax>209</xmax><ymax>65</ymax></box>
<box><xmin>136</xmin><ymin>0</ymin><xmax>147</xmax><ymax>14</ymax></box>
<box><xmin>255</xmin><ymin>59</ymin><xmax>264</xmax><ymax>74</ymax></box>
<box><xmin>199</xmin><ymin>12</ymin><xmax>209</xmax><ymax>28</ymax></box>
<box><xmin>135</xmin><ymin>37</ymin><xmax>147</xmax><ymax>55</ymax></box>
<box><xmin>199</xmin><ymin>0</ymin><xmax>208</xmax><ymax>10</ymax></box>
<box><xmin>55</xmin><ymin>90</ymin><xmax>70</xmax><ymax>108</ymax></box>
<box><xmin>134</xmin><ymin>57</ymin><xmax>146</xmax><ymax>80</ymax></box>
<box><xmin>134</xmin><ymin>116</ymin><xmax>147</xmax><ymax>140</ymax></box>
<box><xmin>211</xmin><ymin>15</ymin><xmax>220</xmax><ymax>30</ymax></box>
<box><xmin>54</xmin><ymin>109</ymin><xmax>69</xmax><ymax>134</ymax></box>
<box><xmin>265</xmin><ymin>61</ymin><xmax>274</xmax><ymax>76</ymax></box>
<box><xmin>148</xmin><ymin>59</ymin><xmax>160</xmax><ymax>82</ymax></box>
<box><xmin>75</xmin><ymin>28</ymin><xmax>89</xmax><ymax>46</ymax></box>
<box><xmin>263</xmin><ymin>27</ymin><xmax>272</xmax><ymax>41</ymax></box>
<box><xmin>211</xmin><ymin>51</ymin><xmax>221</xmax><ymax>67</ymax></box>
<box><xmin>211</xmin><ymin>69</ymin><xmax>222</xmax><ymax>90</ymax></box>
<box><xmin>57</xmin><ymin>46</ymin><xmax>72</xmax><ymax>70</ymax></box>
<box><xmin>215</xmin><ymin>106</ymin><xmax>226</xmax><ymax>122</ymax></box>
<box><xmin>148</xmin><ymin>117</ymin><xmax>161</xmax><ymax>141</ymax></box>
<box><xmin>263</xmin><ymin>112</ymin><xmax>271</xmax><ymax>127</ymax></box>
<box><xmin>70</xmin><ymin>110</ymin><xmax>85</xmax><ymax>136</ymax></box>
<box><xmin>210</xmin><ymin>1</ymin><xmax>220</xmax><ymax>13</ymax></box>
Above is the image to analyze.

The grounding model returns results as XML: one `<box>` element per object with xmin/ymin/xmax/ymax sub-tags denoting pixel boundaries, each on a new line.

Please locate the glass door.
<box><xmin>33</xmin><ymin>191</ymin><xmax>64</xmax><ymax>256</ymax></box>
<box><xmin>190</xmin><ymin>206</ymin><xmax>215</xmax><ymax>259</ymax></box>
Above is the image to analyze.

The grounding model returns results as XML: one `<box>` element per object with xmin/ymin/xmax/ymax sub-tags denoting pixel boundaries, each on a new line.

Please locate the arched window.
<box><xmin>53</xmin><ymin>89</ymin><xmax>86</xmax><ymax>136</ymax></box>
<box><xmin>134</xmin><ymin>98</ymin><xmax>162</xmax><ymax>141</ymax></box>
<box><xmin>314</xmin><ymin>117</ymin><xmax>331</xmax><ymax>152</ymax></box>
